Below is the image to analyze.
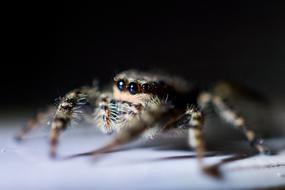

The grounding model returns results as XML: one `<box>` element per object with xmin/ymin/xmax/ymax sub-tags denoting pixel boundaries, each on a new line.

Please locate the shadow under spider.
<box><xmin>59</xmin><ymin>146</ymin><xmax>257</xmax><ymax>178</ymax></box>
<box><xmin>202</xmin><ymin>153</ymin><xmax>255</xmax><ymax>177</ymax></box>
<box><xmin>143</xmin><ymin>152</ymin><xmax>255</xmax><ymax>178</ymax></box>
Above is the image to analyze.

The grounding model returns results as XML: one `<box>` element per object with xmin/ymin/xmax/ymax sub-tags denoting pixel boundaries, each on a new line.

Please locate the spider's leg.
<box><xmin>198</xmin><ymin>92</ymin><xmax>271</xmax><ymax>154</ymax></box>
<box><xmin>50</xmin><ymin>87</ymin><xmax>99</xmax><ymax>158</ymax></box>
<box><xmin>212</xmin><ymin>81</ymin><xmax>269</xmax><ymax>104</ymax></box>
<box><xmin>162</xmin><ymin>106</ymin><xmax>206</xmax><ymax>165</ymax></box>
<box><xmin>15</xmin><ymin>106</ymin><xmax>56</xmax><ymax>141</ymax></box>
<box><xmin>73</xmin><ymin>97</ymin><xmax>171</xmax><ymax>158</ymax></box>
<box><xmin>186</xmin><ymin>107</ymin><xmax>205</xmax><ymax>161</ymax></box>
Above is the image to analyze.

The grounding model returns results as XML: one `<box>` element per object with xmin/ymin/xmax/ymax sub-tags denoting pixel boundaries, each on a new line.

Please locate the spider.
<box><xmin>15</xmin><ymin>69</ymin><xmax>271</xmax><ymax>170</ymax></box>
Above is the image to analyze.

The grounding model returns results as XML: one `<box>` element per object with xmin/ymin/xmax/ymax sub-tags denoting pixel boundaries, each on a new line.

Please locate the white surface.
<box><xmin>0</xmin><ymin>118</ymin><xmax>285</xmax><ymax>190</ymax></box>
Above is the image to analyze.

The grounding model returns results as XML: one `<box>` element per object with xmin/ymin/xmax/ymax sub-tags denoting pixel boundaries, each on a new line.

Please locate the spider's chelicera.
<box><xmin>16</xmin><ymin>70</ymin><xmax>271</xmax><ymax>170</ymax></box>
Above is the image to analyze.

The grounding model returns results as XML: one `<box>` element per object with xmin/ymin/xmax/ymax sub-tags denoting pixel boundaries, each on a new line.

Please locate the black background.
<box><xmin>3</xmin><ymin>1</ymin><xmax>285</xmax><ymax>108</ymax></box>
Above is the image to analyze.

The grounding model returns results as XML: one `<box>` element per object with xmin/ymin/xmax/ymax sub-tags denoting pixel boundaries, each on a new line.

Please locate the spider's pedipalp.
<box><xmin>93</xmin><ymin>94</ymin><xmax>113</xmax><ymax>134</ymax></box>
<box><xmin>69</xmin><ymin>96</ymin><xmax>172</xmax><ymax>158</ymax></box>
<box><xmin>93</xmin><ymin>96</ymin><xmax>143</xmax><ymax>134</ymax></box>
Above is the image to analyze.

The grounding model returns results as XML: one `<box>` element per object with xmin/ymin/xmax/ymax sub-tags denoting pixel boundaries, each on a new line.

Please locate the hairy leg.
<box><xmin>162</xmin><ymin>106</ymin><xmax>206</xmax><ymax>165</ymax></box>
<box><xmin>15</xmin><ymin>106</ymin><xmax>56</xmax><ymax>141</ymax></box>
<box><xmin>50</xmin><ymin>87</ymin><xmax>99</xmax><ymax>158</ymax></box>
<box><xmin>198</xmin><ymin>91</ymin><xmax>271</xmax><ymax>154</ymax></box>
<box><xmin>186</xmin><ymin>107</ymin><xmax>205</xmax><ymax>162</ymax></box>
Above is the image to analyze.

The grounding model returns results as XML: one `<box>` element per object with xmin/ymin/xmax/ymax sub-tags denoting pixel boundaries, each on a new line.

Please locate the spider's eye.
<box><xmin>117</xmin><ymin>79</ymin><xmax>125</xmax><ymax>91</ymax></box>
<box><xmin>128</xmin><ymin>82</ymin><xmax>139</xmax><ymax>95</ymax></box>
<box><xmin>141</xmin><ymin>83</ymin><xmax>150</xmax><ymax>92</ymax></box>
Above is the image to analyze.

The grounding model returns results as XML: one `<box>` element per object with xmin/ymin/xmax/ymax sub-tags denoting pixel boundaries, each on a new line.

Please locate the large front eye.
<box><xmin>128</xmin><ymin>82</ymin><xmax>139</xmax><ymax>95</ymax></box>
<box><xmin>117</xmin><ymin>79</ymin><xmax>125</xmax><ymax>91</ymax></box>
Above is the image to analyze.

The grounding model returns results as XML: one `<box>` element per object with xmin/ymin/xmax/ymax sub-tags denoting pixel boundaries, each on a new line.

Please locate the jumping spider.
<box><xmin>16</xmin><ymin>70</ymin><xmax>271</xmax><ymax>170</ymax></box>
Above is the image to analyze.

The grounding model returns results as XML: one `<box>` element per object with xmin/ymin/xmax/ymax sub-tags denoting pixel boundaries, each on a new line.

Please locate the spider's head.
<box><xmin>113</xmin><ymin>70</ymin><xmax>167</xmax><ymax>105</ymax></box>
<box><xmin>113</xmin><ymin>70</ymin><xmax>191</xmax><ymax>105</ymax></box>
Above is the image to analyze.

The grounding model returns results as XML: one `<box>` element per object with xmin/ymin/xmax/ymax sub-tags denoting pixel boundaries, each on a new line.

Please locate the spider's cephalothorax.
<box><xmin>94</xmin><ymin>70</ymin><xmax>197</xmax><ymax>135</ymax></box>
<box><xmin>16</xmin><ymin>69</ymin><xmax>271</xmax><ymax>171</ymax></box>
